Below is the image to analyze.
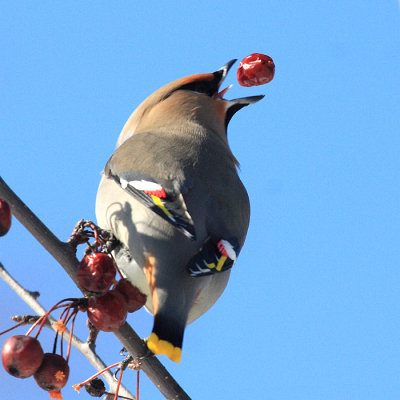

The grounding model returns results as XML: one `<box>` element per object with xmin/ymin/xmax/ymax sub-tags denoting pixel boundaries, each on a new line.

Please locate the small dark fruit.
<box><xmin>34</xmin><ymin>353</ymin><xmax>69</xmax><ymax>392</ymax></box>
<box><xmin>77</xmin><ymin>253</ymin><xmax>116</xmax><ymax>293</ymax></box>
<box><xmin>2</xmin><ymin>335</ymin><xmax>44</xmax><ymax>378</ymax></box>
<box><xmin>0</xmin><ymin>199</ymin><xmax>12</xmax><ymax>237</ymax></box>
<box><xmin>87</xmin><ymin>290</ymin><xmax>128</xmax><ymax>332</ymax></box>
<box><xmin>85</xmin><ymin>377</ymin><xmax>106</xmax><ymax>397</ymax></box>
<box><xmin>115</xmin><ymin>278</ymin><xmax>147</xmax><ymax>313</ymax></box>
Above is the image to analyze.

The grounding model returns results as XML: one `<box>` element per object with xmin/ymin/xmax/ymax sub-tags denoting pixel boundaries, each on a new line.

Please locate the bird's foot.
<box><xmin>67</xmin><ymin>219</ymin><xmax>120</xmax><ymax>254</ymax></box>
<box><xmin>113</xmin><ymin>347</ymin><xmax>154</xmax><ymax>381</ymax></box>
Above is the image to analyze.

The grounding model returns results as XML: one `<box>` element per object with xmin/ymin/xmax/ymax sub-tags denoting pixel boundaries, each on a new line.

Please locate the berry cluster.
<box><xmin>76</xmin><ymin>223</ymin><xmax>147</xmax><ymax>332</ymax></box>
<box><xmin>1</xmin><ymin>205</ymin><xmax>146</xmax><ymax>399</ymax></box>
<box><xmin>1</xmin><ymin>303</ymin><xmax>73</xmax><ymax>400</ymax></box>
<box><xmin>2</xmin><ymin>334</ymin><xmax>70</xmax><ymax>399</ymax></box>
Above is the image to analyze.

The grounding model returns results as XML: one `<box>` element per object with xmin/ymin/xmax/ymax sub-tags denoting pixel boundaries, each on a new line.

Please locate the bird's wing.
<box><xmin>103</xmin><ymin>132</ymin><xmax>196</xmax><ymax>240</ymax></box>
<box><xmin>185</xmin><ymin>167</ymin><xmax>250</xmax><ymax>277</ymax></box>
<box><xmin>186</xmin><ymin>237</ymin><xmax>240</xmax><ymax>276</ymax></box>
<box><xmin>107</xmin><ymin>171</ymin><xmax>196</xmax><ymax>240</ymax></box>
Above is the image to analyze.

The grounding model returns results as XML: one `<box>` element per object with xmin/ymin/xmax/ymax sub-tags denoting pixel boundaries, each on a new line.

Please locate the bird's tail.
<box><xmin>147</xmin><ymin>313</ymin><xmax>185</xmax><ymax>363</ymax></box>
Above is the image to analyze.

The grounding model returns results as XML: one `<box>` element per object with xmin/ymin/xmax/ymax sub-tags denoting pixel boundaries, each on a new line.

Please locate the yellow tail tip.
<box><xmin>147</xmin><ymin>332</ymin><xmax>182</xmax><ymax>363</ymax></box>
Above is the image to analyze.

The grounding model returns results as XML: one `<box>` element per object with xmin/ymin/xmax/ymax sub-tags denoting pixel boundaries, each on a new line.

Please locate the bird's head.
<box><xmin>117</xmin><ymin>59</ymin><xmax>264</xmax><ymax>146</ymax></box>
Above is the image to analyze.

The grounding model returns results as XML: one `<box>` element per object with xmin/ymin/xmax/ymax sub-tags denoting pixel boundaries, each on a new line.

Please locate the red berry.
<box><xmin>87</xmin><ymin>290</ymin><xmax>128</xmax><ymax>332</ymax></box>
<box><xmin>77</xmin><ymin>253</ymin><xmax>116</xmax><ymax>293</ymax></box>
<box><xmin>2</xmin><ymin>335</ymin><xmax>44</xmax><ymax>378</ymax></box>
<box><xmin>34</xmin><ymin>353</ymin><xmax>69</xmax><ymax>392</ymax></box>
<box><xmin>114</xmin><ymin>279</ymin><xmax>147</xmax><ymax>313</ymax></box>
<box><xmin>0</xmin><ymin>199</ymin><xmax>12</xmax><ymax>237</ymax></box>
<box><xmin>237</xmin><ymin>53</ymin><xmax>275</xmax><ymax>87</ymax></box>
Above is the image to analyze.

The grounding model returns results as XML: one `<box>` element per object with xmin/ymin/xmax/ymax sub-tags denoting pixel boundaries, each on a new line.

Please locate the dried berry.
<box><xmin>85</xmin><ymin>377</ymin><xmax>106</xmax><ymax>397</ymax></box>
<box><xmin>237</xmin><ymin>53</ymin><xmax>275</xmax><ymax>87</ymax></box>
<box><xmin>78</xmin><ymin>253</ymin><xmax>116</xmax><ymax>293</ymax></box>
<box><xmin>87</xmin><ymin>290</ymin><xmax>128</xmax><ymax>332</ymax></box>
<box><xmin>2</xmin><ymin>335</ymin><xmax>44</xmax><ymax>378</ymax></box>
<box><xmin>114</xmin><ymin>278</ymin><xmax>147</xmax><ymax>313</ymax></box>
<box><xmin>0</xmin><ymin>199</ymin><xmax>12</xmax><ymax>236</ymax></box>
<box><xmin>34</xmin><ymin>353</ymin><xmax>69</xmax><ymax>392</ymax></box>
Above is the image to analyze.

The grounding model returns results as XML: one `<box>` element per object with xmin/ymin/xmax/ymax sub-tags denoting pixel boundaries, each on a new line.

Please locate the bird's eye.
<box><xmin>193</xmin><ymin>82</ymin><xmax>212</xmax><ymax>95</ymax></box>
<box><xmin>180</xmin><ymin>80</ymin><xmax>218</xmax><ymax>97</ymax></box>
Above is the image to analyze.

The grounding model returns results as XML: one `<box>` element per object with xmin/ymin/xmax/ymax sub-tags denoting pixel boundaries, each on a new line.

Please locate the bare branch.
<box><xmin>0</xmin><ymin>176</ymin><xmax>191</xmax><ymax>400</ymax></box>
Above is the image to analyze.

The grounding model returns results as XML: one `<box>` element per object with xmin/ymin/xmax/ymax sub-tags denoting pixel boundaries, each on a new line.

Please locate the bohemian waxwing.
<box><xmin>95</xmin><ymin>59</ymin><xmax>263</xmax><ymax>363</ymax></box>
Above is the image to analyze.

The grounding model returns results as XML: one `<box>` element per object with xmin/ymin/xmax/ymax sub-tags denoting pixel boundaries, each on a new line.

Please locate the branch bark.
<box><xmin>0</xmin><ymin>176</ymin><xmax>191</xmax><ymax>400</ymax></box>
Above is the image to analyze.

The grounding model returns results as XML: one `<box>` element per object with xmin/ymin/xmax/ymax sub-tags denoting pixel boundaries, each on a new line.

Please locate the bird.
<box><xmin>95</xmin><ymin>59</ymin><xmax>264</xmax><ymax>362</ymax></box>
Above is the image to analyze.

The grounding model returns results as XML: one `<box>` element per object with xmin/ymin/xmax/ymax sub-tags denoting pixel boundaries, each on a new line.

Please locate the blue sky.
<box><xmin>1</xmin><ymin>1</ymin><xmax>400</xmax><ymax>399</ymax></box>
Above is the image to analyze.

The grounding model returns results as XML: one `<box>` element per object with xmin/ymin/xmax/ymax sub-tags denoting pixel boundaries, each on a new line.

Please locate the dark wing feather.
<box><xmin>186</xmin><ymin>237</ymin><xmax>240</xmax><ymax>277</ymax></box>
<box><xmin>108</xmin><ymin>171</ymin><xmax>196</xmax><ymax>240</ymax></box>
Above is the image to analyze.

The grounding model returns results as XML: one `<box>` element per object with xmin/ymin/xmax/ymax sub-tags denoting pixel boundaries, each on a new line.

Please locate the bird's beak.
<box><xmin>213</xmin><ymin>60</ymin><xmax>264</xmax><ymax>126</ymax></box>
<box><xmin>224</xmin><ymin>94</ymin><xmax>265</xmax><ymax>127</ymax></box>
<box><xmin>217</xmin><ymin>59</ymin><xmax>237</xmax><ymax>84</ymax></box>
<box><xmin>214</xmin><ymin>59</ymin><xmax>265</xmax><ymax>106</ymax></box>
<box><xmin>213</xmin><ymin>59</ymin><xmax>236</xmax><ymax>99</ymax></box>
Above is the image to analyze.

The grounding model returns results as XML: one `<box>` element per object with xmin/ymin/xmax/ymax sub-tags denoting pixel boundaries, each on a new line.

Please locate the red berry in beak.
<box><xmin>237</xmin><ymin>53</ymin><xmax>275</xmax><ymax>87</ymax></box>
